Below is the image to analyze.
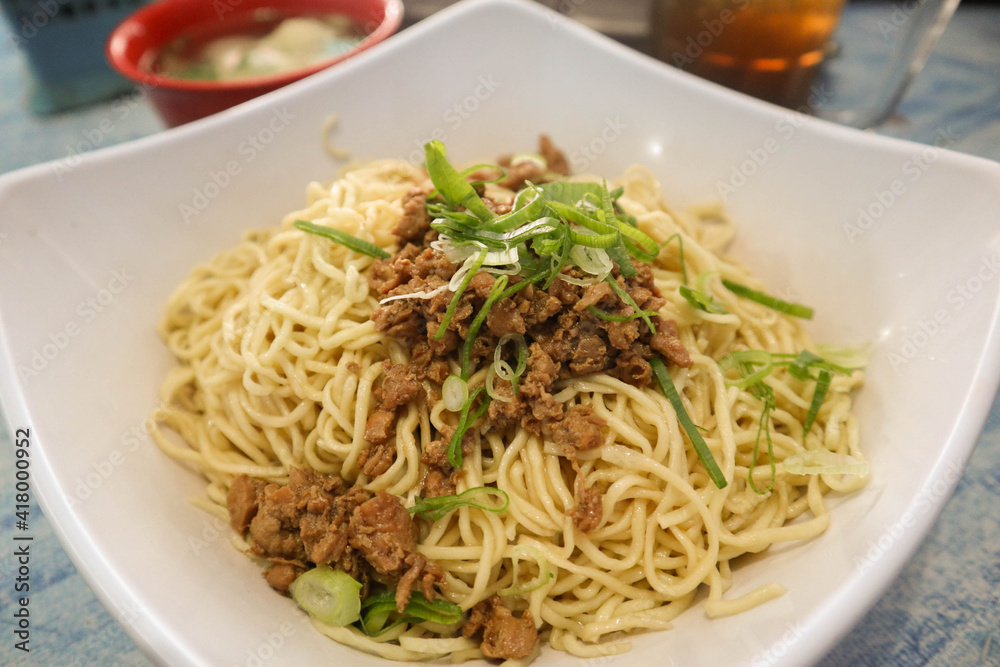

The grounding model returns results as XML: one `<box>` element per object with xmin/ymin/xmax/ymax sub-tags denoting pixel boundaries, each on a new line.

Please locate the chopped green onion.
<box><xmin>495</xmin><ymin>332</ymin><xmax>528</xmax><ymax>395</ymax></box>
<box><xmin>679</xmin><ymin>285</ymin><xmax>728</xmax><ymax>315</ymax></box>
<box><xmin>783</xmin><ymin>450</ymin><xmax>870</xmax><ymax>477</ymax></box>
<box><xmin>408</xmin><ymin>486</ymin><xmax>509</xmax><ymax>521</ymax></box>
<box><xmin>599</xmin><ymin>180</ymin><xmax>637</xmax><ymax>278</ymax></box>
<box><xmin>461</xmin><ymin>275</ymin><xmax>510</xmax><ymax>379</ymax></box>
<box><xmin>787</xmin><ymin>350</ymin><xmax>823</xmax><ymax>380</ymax></box>
<box><xmin>541</xmin><ymin>226</ymin><xmax>576</xmax><ymax>289</ymax></box>
<box><xmin>568</xmin><ymin>227</ymin><xmax>619</xmax><ymax>249</ymax></box>
<box><xmin>802</xmin><ymin>369</ymin><xmax>832</xmax><ymax>435</ymax></box>
<box><xmin>457</xmin><ymin>163</ymin><xmax>506</xmax><ymax>187</ymax></box>
<box><xmin>424</xmin><ymin>141</ymin><xmax>495</xmax><ymax>223</ymax></box>
<box><xmin>290</xmin><ymin>567</ymin><xmax>362</xmax><ymax>627</ymax></box>
<box><xmin>485</xmin><ymin>363</ymin><xmax>513</xmax><ymax>402</ymax></box>
<box><xmin>537</xmin><ymin>181</ymin><xmax>608</xmax><ymax>206</ymax></box>
<box><xmin>782</xmin><ymin>350</ymin><xmax>852</xmax><ymax>380</ymax></box>
<box><xmin>663</xmin><ymin>233</ymin><xmax>688</xmax><ymax>285</ymax></box>
<box><xmin>447</xmin><ymin>387</ymin><xmax>490</xmax><ymax>469</ymax></box>
<box><xmin>747</xmin><ymin>385</ymin><xmax>777</xmax><ymax>494</ymax></box>
<box><xmin>498</xmin><ymin>545</ymin><xmax>554</xmax><ymax>597</ymax></box>
<box><xmin>586</xmin><ymin>305</ymin><xmax>659</xmax><ymax>322</ymax></box>
<box><xmin>510</xmin><ymin>153</ymin><xmax>547</xmax><ymax>169</ymax></box>
<box><xmin>434</xmin><ymin>250</ymin><xmax>486</xmax><ymax>340</ymax></box>
<box><xmin>605</xmin><ymin>275</ymin><xmax>656</xmax><ymax>334</ymax></box>
<box><xmin>815</xmin><ymin>343</ymin><xmax>870</xmax><ymax>371</ymax></box>
<box><xmin>294</xmin><ymin>220</ymin><xmax>390</xmax><ymax>259</ymax></box>
<box><xmin>359</xmin><ymin>590</ymin><xmax>463</xmax><ymax>636</ymax></box>
<box><xmin>719</xmin><ymin>350</ymin><xmax>774</xmax><ymax>390</ymax></box>
<box><xmin>481</xmin><ymin>193</ymin><xmax>550</xmax><ymax>235</ymax></box>
<box><xmin>650</xmin><ymin>357</ymin><xmax>727</xmax><ymax>489</ymax></box>
<box><xmin>614</xmin><ymin>217</ymin><xmax>659</xmax><ymax>260</ymax></box>
<box><xmin>442</xmin><ymin>375</ymin><xmax>468</xmax><ymax>412</ymax></box>
<box><xmin>721</xmin><ymin>279</ymin><xmax>814</xmax><ymax>319</ymax></box>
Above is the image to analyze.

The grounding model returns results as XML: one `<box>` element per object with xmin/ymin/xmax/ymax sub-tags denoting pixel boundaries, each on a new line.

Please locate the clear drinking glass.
<box><xmin>649</xmin><ymin>0</ymin><xmax>961</xmax><ymax>128</ymax></box>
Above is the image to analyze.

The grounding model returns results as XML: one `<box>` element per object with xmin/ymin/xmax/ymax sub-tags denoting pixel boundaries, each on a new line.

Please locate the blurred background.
<box><xmin>2</xmin><ymin>0</ymin><xmax>999</xmax><ymax>173</ymax></box>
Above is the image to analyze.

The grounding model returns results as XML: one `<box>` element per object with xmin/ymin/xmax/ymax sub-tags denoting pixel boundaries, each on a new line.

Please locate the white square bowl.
<box><xmin>2</xmin><ymin>0</ymin><xmax>1000</xmax><ymax>665</ymax></box>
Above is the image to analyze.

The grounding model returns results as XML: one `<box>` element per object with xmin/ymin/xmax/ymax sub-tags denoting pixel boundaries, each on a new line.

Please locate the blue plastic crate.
<box><xmin>2</xmin><ymin>0</ymin><xmax>152</xmax><ymax>112</ymax></box>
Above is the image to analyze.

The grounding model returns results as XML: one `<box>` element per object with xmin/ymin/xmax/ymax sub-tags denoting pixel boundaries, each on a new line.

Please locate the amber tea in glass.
<box><xmin>651</xmin><ymin>0</ymin><xmax>846</xmax><ymax>109</ymax></box>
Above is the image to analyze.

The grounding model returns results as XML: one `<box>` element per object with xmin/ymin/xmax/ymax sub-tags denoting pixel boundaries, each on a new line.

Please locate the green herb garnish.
<box><xmin>718</xmin><ymin>349</ymin><xmax>854</xmax><ymax>493</ymax></box>
<box><xmin>447</xmin><ymin>387</ymin><xmax>490</xmax><ymax>468</ymax></box>
<box><xmin>650</xmin><ymin>357</ymin><xmax>727</xmax><ymax>489</ymax></box>
<box><xmin>424</xmin><ymin>140</ymin><xmax>495</xmax><ymax>222</ymax></box>
<box><xmin>409</xmin><ymin>486</ymin><xmax>509</xmax><ymax>521</ymax></box>
<box><xmin>434</xmin><ymin>250</ymin><xmax>486</xmax><ymax>340</ymax></box>
<box><xmin>802</xmin><ymin>369</ymin><xmax>832</xmax><ymax>435</ymax></box>
<box><xmin>290</xmin><ymin>567</ymin><xmax>363</xmax><ymax>627</ymax></box>
<box><xmin>606</xmin><ymin>275</ymin><xmax>656</xmax><ymax>334</ymax></box>
<box><xmin>359</xmin><ymin>590</ymin><xmax>463</xmax><ymax>636</ymax></box>
<box><xmin>461</xmin><ymin>275</ymin><xmax>509</xmax><ymax>379</ymax></box>
<box><xmin>586</xmin><ymin>305</ymin><xmax>659</xmax><ymax>322</ymax></box>
<box><xmin>294</xmin><ymin>220</ymin><xmax>390</xmax><ymax>259</ymax></box>
<box><xmin>721</xmin><ymin>279</ymin><xmax>814</xmax><ymax>319</ymax></box>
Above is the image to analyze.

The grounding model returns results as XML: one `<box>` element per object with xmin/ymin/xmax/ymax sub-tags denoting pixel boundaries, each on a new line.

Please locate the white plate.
<box><xmin>2</xmin><ymin>0</ymin><xmax>1000</xmax><ymax>665</ymax></box>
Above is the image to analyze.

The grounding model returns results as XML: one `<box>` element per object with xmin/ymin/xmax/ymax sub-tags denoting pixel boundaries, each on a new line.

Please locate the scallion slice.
<box><xmin>461</xmin><ymin>275</ymin><xmax>510</xmax><ymax>379</ymax></box>
<box><xmin>294</xmin><ymin>220</ymin><xmax>390</xmax><ymax>259</ymax></box>
<box><xmin>599</xmin><ymin>180</ymin><xmax>637</xmax><ymax>278</ymax></box>
<box><xmin>650</xmin><ymin>357</ymin><xmax>727</xmax><ymax>489</ymax></box>
<box><xmin>664</xmin><ymin>233</ymin><xmax>689</xmax><ymax>285</ymax></box>
<box><xmin>359</xmin><ymin>590</ymin><xmax>463</xmax><ymax>636</ymax></box>
<box><xmin>290</xmin><ymin>567</ymin><xmax>363</xmax><ymax>627</ymax></box>
<box><xmin>495</xmin><ymin>332</ymin><xmax>528</xmax><ymax>394</ymax></box>
<box><xmin>447</xmin><ymin>387</ymin><xmax>490</xmax><ymax>469</ymax></box>
<box><xmin>721</xmin><ymin>279</ymin><xmax>814</xmax><ymax>319</ymax></box>
<box><xmin>498</xmin><ymin>545</ymin><xmax>554</xmax><ymax>597</ymax></box>
<box><xmin>586</xmin><ymin>305</ymin><xmax>659</xmax><ymax>322</ymax></box>
<box><xmin>747</xmin><ymin>385</ymin><xmax>777</xmax><ymax>495</ymax></box>
<box><xmin>434</xmin><ymin>250</ymin><xmax>487</xmax><ymax>340</ymax></box>
<box><xmin>442</xmin><ymin>375</ymin><xmax>469</xmax><ymax>412</ymax></box>
<box><xmin>424</xmin><ymin>140</ymin><xmax>495</xmax><ymax>223</ymax></box>
<box><xmin>679</xmin><ymin>285</ymin><xmax>728</xmax><ymax>315</ymax></box>
<box><xmin>718</xmin><ymin>350</ymin><xmax>774</xmax><ymax>390</ymax></box>
<box><xmin>605</xmin><ymin>275</ymin><xmax>656</xmax><ymax>334</ymax></box>
<box><xmin>783</xmin><ymin>450</ymin><xmax>870</xmax><ymax>477</ymax></box>
<box><xmin>802</xmin><ymin>369</ymin><xmax>832</xmax><ymax>435</ymax></box>
<box><xmin>408</xmin><ymin>486</ymin><xmax>509</xmax><ymax>521</ymax></box>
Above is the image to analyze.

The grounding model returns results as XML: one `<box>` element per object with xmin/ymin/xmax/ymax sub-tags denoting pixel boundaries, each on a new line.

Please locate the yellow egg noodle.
<box><xmin>150</xmin><ymin>157</ymin><xmax>867</xmax><ymax>661</ymax></box>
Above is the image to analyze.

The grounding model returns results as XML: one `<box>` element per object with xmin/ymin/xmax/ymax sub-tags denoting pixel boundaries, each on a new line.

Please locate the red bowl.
<box><xmin>107</xmin><ymin>0</ymin><xmax>403</xmax><ymax>127</ymax></box>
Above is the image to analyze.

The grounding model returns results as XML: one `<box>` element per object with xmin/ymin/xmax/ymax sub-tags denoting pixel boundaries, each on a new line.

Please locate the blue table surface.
<box><xmin>1</xmin><ymin>3</ymin><xmax>998</xmax><ymax>666</ymax></box>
